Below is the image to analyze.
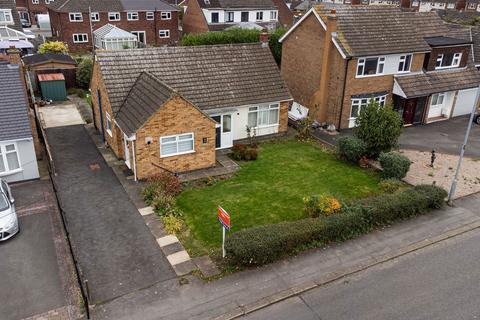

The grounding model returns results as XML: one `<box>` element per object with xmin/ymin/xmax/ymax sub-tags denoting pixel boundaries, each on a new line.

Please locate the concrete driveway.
<box><xmin>46</xmin><ymin>125</ymin><xmax>175</xmax><ymax>304</ymax></box>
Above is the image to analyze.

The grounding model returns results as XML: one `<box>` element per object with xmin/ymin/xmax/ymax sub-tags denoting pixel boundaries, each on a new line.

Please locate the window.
<box><xmin>0</xmin><ymin>143</ymin><xmax>20</xmax><ymax>174</ymax></box>
<box><xmin>161</xmin><ymin>11</ymin><xmax>171</xmax><ymax>20</ymax></box>
<box><xmin>398</xmin><ymin>54</ymin><xmax>412</xmax><ymax>72</ymax></box>
<box><xmin>270</xmin><ymin>11</ymin><xmax>277</xmax><ymax>20</ymax></box>
<box><xmin>108</xmin><ymin>12</ymin><xmax>121</xmax><ymax>21</ymax></box>
<box><xmin>69</xmin><ymin>12</ymin><xmax>83</xmax><ymax>22</ymax></box>
<box><xmin>412</xmin><ymin>0</ymin><xmax>419</xmax><ymax>5</ymax></box>
<box><xmin>356</xmin><ymin>57</ymin><xmax>385</xmax><ymax>76</ymax></box>
<box><xmin>256</xmin><ymin>11</ymin><xmax>263</xmax><ymax>21</ymax></box>
<box><xmin>211</xmin><ymin>12</ymin><xmax>219</xmax><ymax>23</ymax></box>
<box><xmin>91</xmin><ymin>12</ymin><xmax>100</xmax><ymax>22</ymax></box>
<box><xmin>160</xmin><ymin>133</ymin><xmax>194</xmax><ymax>157</ymax></box>
<box><xmin>32</xmin><ymin>0</ymin><xmax>39</xmax><ymax>4</ymax></box>
<box><xmin>431</xmin><ymin>93</ymin><xmax>445</xmax><ymax>106</ymax></box>
<box><xmin>350</xmin><ymin>95</ymin><xmax>387</xmax><ymax>119</ymax></box>
<box><xmin>73</xmin><ymin>33</ymin><xmax>88</xmax><ymax>43</ymax></box>
<box><xmin>226</xmin><ymin>11</ymin><xmax>234</xmax><ymax>22</ymax></box>
<box><xmin>105</xmin><ymin>112</ymin><xmax>112</xmax><ymax>136</ymax></box>
<box><xmin>435</xmin><ymin>52</ymin><xmax>462</xmax><ymax>69</ymax></box>
<box><xmin>146</xmin><ymin>11</ymin><xmax>154</xmax><ymax>20</ymax></box>
<box><xmin>127</xmin><ymin>12</ymin><xmax>139</xmax><ymax>21</ymax></box>
<box><xmin>45</xmin><ymin>0</ymin><xmax>54</xmax><ymax>4</ymax></box>
<box><xmin>447</xmin><ymin>2</ymin><xmax>454</xmax><ymax>8</ymax></box>
<box><xmin>248</xmin><ymin>104</ymin><xmax>280</xmax><ymax>128</ymax></box>
<box><xmin>468</xmin><ymin>2</ymin><xmax>476</xmax><ymax>9</ymax></box>
<box><xmin>204</xmin><ymin>0</ymin><xmax>210</xmax><ymax>4</ymax></box>
<box><xmin>159</xmin><ymin>29</ymin><xmax>170</xmax><ymax>38</ymax></box>
<box><xmin>0</xmin><ymin>9</ymin><xmax>13</xmax><ymax>24</ymax></box>
<box><xmin>241</xmin><ymin>11</ymin><xmax>249</xmax><ymax>22</ymax></box>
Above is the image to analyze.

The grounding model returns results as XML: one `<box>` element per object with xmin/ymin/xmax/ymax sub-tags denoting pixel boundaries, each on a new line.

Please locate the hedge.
<box><xmin>378</xmin><ymin>152</ymin><xmax>411</xmax><ymax>179</ymax></box>
<box><xmin>338</xmin><ymin>136</ymin><xmax>367</xmax><ymax>163</ymax></box>
<box><xmin>225</xmin><ymin>185</ymin><xmax>447</xmax><ymax>267</ymax></box>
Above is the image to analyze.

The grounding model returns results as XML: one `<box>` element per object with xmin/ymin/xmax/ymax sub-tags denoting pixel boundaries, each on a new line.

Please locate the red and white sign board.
<box><xmin>217</xmin><ymin>206</ymin><xmax>230</xmax><ymax>230</ymax></box>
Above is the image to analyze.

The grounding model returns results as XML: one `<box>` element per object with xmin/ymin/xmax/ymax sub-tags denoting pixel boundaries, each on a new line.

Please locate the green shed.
<box><xmin>38</xmin><ymin>73</ymin><xmax>67</xmax><ymax>101</ymax></box>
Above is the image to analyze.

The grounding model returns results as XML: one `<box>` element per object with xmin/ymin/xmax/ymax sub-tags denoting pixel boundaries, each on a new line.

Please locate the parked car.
<box><xmin>20</xmin><ymin>19</ymin><xmax>31</xmax><ymax>28</ymax></box>
<box><xmin>0</xmin><ymin>179</ymin><xmax>19</xmax><ymax>241</ymax></box>
<box><xmin>474</xmin><ymin>113</ymin><xmax>480</xmax><ymax>125</ymax></box>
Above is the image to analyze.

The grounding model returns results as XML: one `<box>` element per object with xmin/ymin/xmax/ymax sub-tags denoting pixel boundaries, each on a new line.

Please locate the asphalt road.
<box><xmin>242</xmin><ymin>228</ymin><xmax>480</xmax><ymax>320</ymax></box>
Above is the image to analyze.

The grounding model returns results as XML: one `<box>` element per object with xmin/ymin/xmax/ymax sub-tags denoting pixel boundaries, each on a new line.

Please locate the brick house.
<box><xmin>90</xmin><ymin>42</ymin><xmax>291</xmax><ymax>180</ymax></box>
<box><xmin>47</xmin><ymin>0</ymin><xmax>180</xmax><ymax>52</ymax></box>
<box><xmin>182</xmin><ymin>0</ymin><xmax>293</xmax><ymax>34</ymax></box>
<box><xmin>15</xmin><ymin>0</ymin><xmax>53</xmax><ymax>26</ymax></box>
<box><xmin>280</xmin><ymin>5</ymin><xmax>480</xmax><ymax>130</ymax></box>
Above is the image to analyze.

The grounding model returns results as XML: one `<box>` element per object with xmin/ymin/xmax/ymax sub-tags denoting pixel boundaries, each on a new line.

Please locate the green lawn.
<box><xmin>176</xmin><ymin>140</ymin><xmax>381</xmax><ymax>248</ymax></box>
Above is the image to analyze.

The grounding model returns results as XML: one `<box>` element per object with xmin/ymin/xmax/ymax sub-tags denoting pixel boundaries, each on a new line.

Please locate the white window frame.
<box><xmin>127</xmin><ymin>11</ymin><xmax>139</xmax><ymax>21</ymax></box>
<box><xmin>270</xmin><ymin>11</ymin><xmax>277</xmax><ymax>21</ymax></box>
<box><xmin>435</xmin><ymin>52</ymin><xmax>462</xmax><ymax>69</ymax></box>
<box><xmin>225</xmin><ymin>11</ymin><xmax>234</xmax><ymax>22</ymax></box>
<box><xmin>350</xmin><ymin>94</ymin><xmax>387</xmax><ymax>120</ymax></box>
<box><xmin>398</xmin><ymin>54</ymin><xmax>412</xmax><ymax>73</ymax></box>
<box><xmin>108</xmin><ymin>12</ymin><xmax>121</xmax><ymax>21</ymax></box>
<box><xmin>160</xmin><ymin>11</ymin><xmax>171</xmax><ymax>20</ymax></box>
<box><xmin>0</xmin><ymin>143</ymin><xmax>21</xmax><ymax>175</ymax></box>
<box><xmin>73</xmin><ymin>33</ymin><xmax>88</xmax><ymax>43</ymax></box>
<box><xmin>447</xmin><ymin>2</ymin><xmax>455</xmax><ymax>8</ymax></box>
<box><xmin>431</xmin><ymin>92</ymin><xmax>445</xmax><ymax>106</ymax></box>
<box><xmin>0</xmin><ymin>9</ymin><xmax>13</xmax><ymax>24</ymax></box>
<box><xmin>45</xmin><ymin>0</ymin><xmax>54</xmax><ymax>4</ymax></box>
<box><xmin>356</xmin><ymin>56</ymin><xmax>385</xmax><ymax>77</ymax></box>
<box><xmin>146</xmin><ymin>11</ymin><xmax>155</xmax><ymax>20</ymax></box>
<box><xmin>105</xmin><ymin>112</ymin><xmax>113</xmax><ymax>136</ymax></box>
<box><xmin>160</xmin><ymin>133</ymin><xmax>195</xmax><ymax>158</ymax></box>
<box><xmin>32</xmin><ymin>0</ymin><xmax>39</xmax><ymax>4</ymax></box>
<box><xmin>90</xmin><ymin>12</ymin><xmax>100</xmax><ymax>22</ymax></box>
<box><xmin>69</xmin><ymin>12</ymin><xmax>83</xmax><ymax>22</ymax></box>
<box><xmin>468</xmin><ymin>2</ymin><xmax>476</xmax><ymax>9</ymax></box>
<box><xmin>248</xmin><ymin>103</ymin><xmax>280</xmax><ymax>128</ymax></box>
<box><xmin>159</xmin><ymin>29</ymin><xmax>170</xmax><ymax>38</ymax></box>
<box><xmin>256</xmin><ymin>11</ymin><xmax>263</xmax><ymax>21</ymax></box>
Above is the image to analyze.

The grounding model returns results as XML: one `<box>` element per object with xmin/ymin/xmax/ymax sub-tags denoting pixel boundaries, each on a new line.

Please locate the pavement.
<box><xmin>46</xmin><ymin>125</ymin><xmax>176</xmax><ymax>304</ymax></box>
<box><xmin>241</xmin><ymin>227</ymin><xmax>480</xmax><ymax>320</ymax></box>
<box><xmin>92</xmin><ymin>192</ymin><xmax>480</xmax><ymax>320</ymax></box>
<box><xmin>0</xmin><ymin>180</ymin><xmax>80</xmax><ymax>320</ymax></box>
<box><xmin>38</xmin><ymin>101</ymin><xmax>85</xmax><ymax>128</ymax></box>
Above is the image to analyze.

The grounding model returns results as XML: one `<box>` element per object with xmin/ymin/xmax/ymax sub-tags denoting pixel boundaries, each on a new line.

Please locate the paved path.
<box><xmin>46</xmin><ymin>125</ymin><xmax>175</xmax><ymax>304</ymax></box>
<box><xmin>242</xmin><ymin>227</ymin><xmax>480</xmax><ymax>320</ymax></box>
<box><xmin>93</xmin><ymin>193</ymin><xmax>480</xmax><ymax>320</ymax></box>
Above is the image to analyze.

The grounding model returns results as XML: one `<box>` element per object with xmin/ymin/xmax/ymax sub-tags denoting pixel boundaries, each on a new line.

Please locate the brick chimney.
<box><xmin>6</xmin><ymin>46</ymin><xmax>22</xmax><ymax>65</ymax></box>
<box><xmin>259</xmin><ymin>29</ymin><xmax>269</xmax><ymax>48</ymax></box>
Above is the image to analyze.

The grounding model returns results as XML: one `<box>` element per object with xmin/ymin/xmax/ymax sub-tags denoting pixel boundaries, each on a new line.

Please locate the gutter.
<box><xmin>338</xmin><ymin>57</ymin><xmax>351</xmax><ymax>131</ymax></box>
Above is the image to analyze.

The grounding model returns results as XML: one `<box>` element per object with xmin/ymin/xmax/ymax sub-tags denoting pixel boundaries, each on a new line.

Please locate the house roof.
<box><xmin>38</xmin><ymin>73</ymin><xmax>65</xmax><ymax>81</ymax></box>
<box><xmin>198</xmin><ymin>0</ymin><xmax>277</xmax><ymax>9</ymax></box>
<box><xmin>472</xmin><ymin>26</ymin><xmax>480</xmax><ymax>65</ymax></box>
<box><xmin>424</xmin><ymin>36</ymin><xmax>471</xmax><ymax>47</ymax></box>
<box><xmin>48</xmin><ymin>0</ymin><xmax>178</xmax><ymax>13</ymax></box>
<box><xmin>96</xmin><ymin>43</ymin><xmax>291</xmax><ymax>117</ymax></box>
<box><xmin>93</xmin><ymin>24</ymin><xmax>136</xmax><ymax>40</ymax></box>
<box><xmin>0</xmin><ymin>63</ymin><xmax>32</xmax><ymax>141</ymax></box>
<box><xmin>23</xmin><ymin>53</ymin><xmax>76</xmax><ymax>66</ymax></box>
<box><xmin>394</xmin><ymin>67</ymin><xmax>480</xmax><ymax>98</ymax></box>
<box><xmin>0</xmin><ymin>0</ymin><xmax>23</xmax><ymax>32</ymax></box>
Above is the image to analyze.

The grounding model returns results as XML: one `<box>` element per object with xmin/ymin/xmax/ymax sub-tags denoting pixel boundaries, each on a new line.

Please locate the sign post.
<box><xmin>217</xmin><ymin>206</ymin><xmax>230</xmax><ymax>258</ymax></box>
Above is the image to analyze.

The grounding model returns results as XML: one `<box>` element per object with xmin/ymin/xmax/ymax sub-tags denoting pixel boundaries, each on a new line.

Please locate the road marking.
<box><xmin>157</xmin><ymin>234</ymin><xmax>179</xmax><ymax>247</ymax></box>
<box><xmin>167</xmin><ymin>250</ymin><xmax>190</xmax><ymax>266</ymax></box>
<box><xmin>138</xmin><ymin>206</ymin><xmax>154</xmax><ymax>216</ymax></box>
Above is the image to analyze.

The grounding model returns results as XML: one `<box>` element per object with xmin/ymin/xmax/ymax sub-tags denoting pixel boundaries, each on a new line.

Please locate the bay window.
<box><xmin>0</xmin><ymin>143</ymin><xmax>20</xmax><ymax>174</ymax></box>
<box><xmin>160</xmin><ymin>133</ymin><xmax>194</xmax><ymax>157</ymax></box>
<box><xmin>248</xmin><ymin>104</ymin><xmax>279</xmax><ymax>128</ymax></box>
<box><xmin>357</xmin><ymin>56</ymin><xmax>385</xmax><ymax>77</ymax></box>
<box><xmin>350</xmin><ymin>95</ymin><xmax>387</xmax><ymax>119</ymax></box>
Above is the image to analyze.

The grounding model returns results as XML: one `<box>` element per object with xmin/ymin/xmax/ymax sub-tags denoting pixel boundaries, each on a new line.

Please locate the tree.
<box><xmin>76</xmin><ymin>56</ymin><xmax>93</xmax><ymax>89</ymax></box>
<box><xmin>38</xmin><ymin>41</ymin><xmax>69</xmax><ymax>54</ymax></box>
<box><xmin>268</xmin><ymin>27</ymin><xmax>287</xmax><ymax>65</ymax></box>
<box><xmin>354</xmin><ymin>100</ymin><xmax>403</xmax><ymax>159</ymax></box>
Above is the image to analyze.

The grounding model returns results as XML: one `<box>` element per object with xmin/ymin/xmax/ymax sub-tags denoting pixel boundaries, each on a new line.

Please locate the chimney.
<box><xmin>259</xmin><ymin>29</ymin><xmax>269</xmax><ymax>48</ymax></box>
<box><xmin>6</xmin><ymin>46</ymin><xmax>22</xmax><ymax>66</ymax></box>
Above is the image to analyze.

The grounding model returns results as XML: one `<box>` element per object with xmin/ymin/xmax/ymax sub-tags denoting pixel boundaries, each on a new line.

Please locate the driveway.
<box><xmin>0</xmin><ymin>180</ymin><xmax>70</xmax><ymax>320</ymax></box>
<box><xmin>46</xmin><ymin>125</ymin><xmax>175</xmax><ymax>304</ymax></box>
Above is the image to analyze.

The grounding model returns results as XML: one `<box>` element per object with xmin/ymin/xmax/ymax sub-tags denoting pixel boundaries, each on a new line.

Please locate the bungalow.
<box><xmin>90</xmin><ymin>41</ymin><xmax>291</xmax><ymax>180</ymax></box>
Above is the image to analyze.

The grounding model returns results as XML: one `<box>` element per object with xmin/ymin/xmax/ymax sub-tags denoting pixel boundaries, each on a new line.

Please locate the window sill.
<box><xmin>435</xmin><ymin>66</ymin><xmax>460</xmax><ymax>70</ymax></box>
<box><xmin>0</xmin><ymin>168</ymin><xmax>23</xmax><ymax>177</ymax></box>
<box><xmin>160</xmin><ymin>150</ymin><xmax>195</xmax><ymax>159</ymax></box>
<box><xmin>355</xmin><ymin>73</ymin><xmax>385</xmax><ymax>79</ymax></box>
<box><xmin>252</xmin><ymin>123</ymin><xmax>279</xmax><ymax>129</ymax></box>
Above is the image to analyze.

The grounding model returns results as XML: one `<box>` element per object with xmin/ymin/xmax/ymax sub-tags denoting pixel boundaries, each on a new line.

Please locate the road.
<box><xmin>241</xmin><ymin>228</ymin><xmax>480</xmax><ymax>320</ymax></box>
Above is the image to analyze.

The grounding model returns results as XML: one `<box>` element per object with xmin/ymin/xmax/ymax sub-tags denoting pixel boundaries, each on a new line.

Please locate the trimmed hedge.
<box><xmin>378</xmin><ymin>152</ymin><xmax>411</xmax><ymax>179</ymax></box>
<box><xmin>338</xmin><ymin>136</ymin><xmax>367</xmax><ymax>163</ymax></box>
<box><xmin>225</xmin><ymin>185</ymin><xmax>447</xmax><ymax>267</ymax></box>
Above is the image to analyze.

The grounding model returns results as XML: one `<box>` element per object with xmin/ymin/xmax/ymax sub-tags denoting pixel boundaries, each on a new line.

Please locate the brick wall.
<box><xmin>423</xmin><ymin>45</ymin><xmax>470</xmax><ymax>71</ymax></box>
<box><xmin>182</xmin><ymin>0</ymin><xmax>209</xmax><ymax>34</ymax></box>
<box><xmin>135</xmin><ymin>95</ymin><xmax>216</xmax><ymax>179</ymax></box>
<box><xmin>271</xmin><ymin>0</ymin><xmax>294</xmax><ymax>27</ymax></box>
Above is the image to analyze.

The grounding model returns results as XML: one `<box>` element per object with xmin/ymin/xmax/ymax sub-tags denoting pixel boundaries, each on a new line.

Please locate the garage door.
<box><xmin>453</xmin><ymin>88</ymin><xmax>478</xmax><ymax>117</ymax></box>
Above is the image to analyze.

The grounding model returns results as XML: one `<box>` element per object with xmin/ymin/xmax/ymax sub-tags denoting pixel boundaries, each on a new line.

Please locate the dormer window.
<box><xmin>435</xmin><ymin>53</ymin><xmax>462</xmax><ymax>69</ymax></box>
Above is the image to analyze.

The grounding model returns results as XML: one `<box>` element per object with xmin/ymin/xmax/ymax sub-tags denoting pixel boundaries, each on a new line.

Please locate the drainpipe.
<box><xmin>337</xmin><ymin>57</ymin><xmax>351</xmax><ymax>131</ymax></box>
<box><xmin>132</xmin><ymin>139</ymin><xmax>138</xmax><ymax>182</ymax></box>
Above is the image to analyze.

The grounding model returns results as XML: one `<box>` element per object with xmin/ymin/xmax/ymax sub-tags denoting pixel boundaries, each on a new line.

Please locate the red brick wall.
<box><xmin>271</xmin><ymin>0</ymin><xmax>294</xmax><ymax>27</ymax></box>
<box><xmin>182</xmin><ymin>0</ymin><xmax>209</xmax><ymax>34</ymax></box>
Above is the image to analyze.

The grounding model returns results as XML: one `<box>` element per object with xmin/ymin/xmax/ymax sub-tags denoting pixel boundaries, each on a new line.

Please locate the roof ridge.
<box><xmin>142</xmin><ymin>71</ymin><xmax>177</xmax><ymax>94</ymax></box>
<box><xmin>58</xmin><ymin>0</ymin><xmax>73</xmax><ymax>10</ymax></box>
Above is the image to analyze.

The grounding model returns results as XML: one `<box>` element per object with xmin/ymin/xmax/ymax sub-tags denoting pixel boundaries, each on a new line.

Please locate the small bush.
<box><xmin>151</xmin><ymin>194</ymin><xmax>177</xmax><ymax>217</ymax></box>
<box><xmin>379</xmin><ymin>178</ymin><xmax>404</xmax><ymax>193</ymax></box>
<box><xmin>148</xmin><ymin>172</ymin><xmax>182</xmax><ymax>197</ymax></box>
<box><xmin>303</xmin><ymin>195</ymin><xmax>342</xmax><ymax>217</ymax></box>
<box><xmin>378</xmin><ymin>152</ymin><xmax>411</xmax><ymax>180</ymax></box>
<box><xmin>338</xmin><ymin>136</ymin><xmax>367</xmax><ymax>163</ymax></box>
<box><xmin>163</xmin><ymin>215</ymin><xmax>183</xmax><ymax>234</ymax></box>
<box><xmin>231</xmin><ymin>144</ymin><xmax>257</xmax><ymax>161</ymax></box>
<box><xmin>142</xmin><ymin>182</ymin><xmax>164</xmax><ymax>205</ymax></box>
<box><xmin>244</xmin><ymin>148</ymin><xmax>258</xmax><ymax>161</ymax></box>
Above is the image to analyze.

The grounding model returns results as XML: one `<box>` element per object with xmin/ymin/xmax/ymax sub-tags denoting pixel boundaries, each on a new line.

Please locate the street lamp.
<box><xmin>447</xmin><ymin>84</ymin><xmax>480</xmax><ymax>204</ymax></box>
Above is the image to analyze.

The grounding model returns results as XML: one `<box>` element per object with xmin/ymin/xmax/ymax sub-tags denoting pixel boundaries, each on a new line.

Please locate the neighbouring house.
<box><xmin>47</xmin><ymin>0</ymin><xmax>180</xmax><ymax>52</ymax></box>
<box><xmin>22</xmin><ymin>53</ymin><xmax>76</xmax><ymax>91</ymax></box>
<box><xmin>280</xmin><ymin>5</ymin><xmax>480</xmax><ymax>130</ymax></box>
<box><xmin>0</xmin><ymin>59</ymin><xmax>40</xmax><ymax>182</ymax></box>
<box><xmin>90</xmin><ymin>42</ymin><xmax>291</xmax><ymax>180</ymax></box>
<box><xmin>0</xmin><ymin>0</ymin><xmax>33</xmax><ymax>54</ymax></box>
<box><xmin>182</xmin><ymin>0</ymin><xmax>293</xmax><ymax>34</ymax></box>
<box><xmin>16</xmin><ymin>0</ymin><xmax>53</xmax><ymax>26</ymax></box>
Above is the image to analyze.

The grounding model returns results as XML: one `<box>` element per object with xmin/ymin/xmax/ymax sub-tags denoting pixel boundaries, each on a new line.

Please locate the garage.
<box><xmin>453</xmin><ymin>88</ymin><xmax>478</xmax><ymax>117</ymax></box>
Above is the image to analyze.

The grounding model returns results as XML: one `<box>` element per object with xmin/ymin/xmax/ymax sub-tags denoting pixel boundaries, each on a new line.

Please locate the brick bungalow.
<box><xmin>47</xmin><ymin>0</ymin><xmax>180</xmax><ymax>52</ymax></box>
<box><xmin>90</xmin><ymin>42</ymin><xmax>291</xmax><ymax>180</ymax></box>
<box><xmin>280</xmin><ymin>5</ymin><xmax>480</xmax><ymax>130</ymax></box>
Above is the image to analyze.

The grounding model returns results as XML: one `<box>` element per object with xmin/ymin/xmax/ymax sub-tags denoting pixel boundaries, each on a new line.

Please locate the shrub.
<box><xmin>379</xmin><ymin>178</ymin><xmax>404</xmax><ymax>193</ymax></box>
<box><xmin>303</xmin><ymin>195</ymin><xmax>341</xmax><ymax>217</ymax></box>
<box><xmin>38</xmin><ymin>41</ymin><xmax>68</xmax><ymax>54</ymax></box>
<box><xmin>244</xmin><ymin>148</ymin><xmax>258</xmax><ymax>161</ymax></box>
<box><xmin>151</xmin><ymin>194</ymin><xmax>177</xmax><ymax>216</ymax></box>
<box><xmin>76</xmin><ymin>57</ymin><xmax>93</xmax><ymax>89</ymax></box>
<box><xmin>148</xmin><ymin>172</ymin><xmax>182</xmax><ymax>197</ymax></box>
<box><xmin>354</xmin><ymin>100</ymin><xmax>403</xmax><ymax>158</ymax></box>
<box><xmin>338</xmin><ymin>136</ymin><xmax>367</xmax><ymax>163</ymax></box>
<box><xmin>226</xmin><ymin>185</ymin><xmax>446</xmax><ymax>266</ymax></box>
<box><xmin>269</xmin><ymin>27</ymin><xmax>287</xmax><ymax>65</ymax></box>
<box><xmin>378</xmin><ymin>152</ymin><xmax>411</xmax><ymax>180</ymax></box>
<box><xmin>163</xmin><ymin>215</ymin><xmax>183</xmax><ymax>234</ymax></box>
<box><xmin>142</xmin><ymin>182</ymin><xmax>164</xmax><ymax>205</ymax></box>
<box><xmin>231</xmin><ymin>144</ymin><xmax>257</xmax><ymax>161</ymax></box>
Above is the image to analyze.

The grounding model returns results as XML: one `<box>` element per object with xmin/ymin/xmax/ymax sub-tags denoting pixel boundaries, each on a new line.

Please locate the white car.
<box><xmin>0</xmin><ymin>179</ymin><xmax>18</xmax><ymax>241</ymax></box>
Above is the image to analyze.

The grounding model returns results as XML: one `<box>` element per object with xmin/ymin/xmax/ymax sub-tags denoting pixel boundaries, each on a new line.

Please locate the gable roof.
<box><xmin>96</xmin><ymin>43</ymin><xmax>292</xmax><ymax>116</ymax></box>
<box><xmin>23</xmin><ymin>53</ymin><xmax>76</xmax><ymax>66</ymax></box>
<box><xmin>0</xmin><ymin>63</ymin><xmax>32</xmax><ymax>141</ymax></box>
<box><xmin>48</xmin><ymin>0</ymin><xmax>178</xmax><ymax>13</ymax></box>
<box><xmin>197</xmin><ymin>0</ymin><xmax>277</xmax><ymax>9</ymax></box>
<box><xmin>0</xmin><ymin>0</ymin><xmax>23</xmax><ymax>32</ymax></box>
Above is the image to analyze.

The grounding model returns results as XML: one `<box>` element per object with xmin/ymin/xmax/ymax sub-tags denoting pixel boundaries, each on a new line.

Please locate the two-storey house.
<box><xmin>15</xmin><ymin>0</ymin><xmax>54</xmax><ymax>26</ymax></box>
<box><xmin>0</xmin><ymin>0</ymin><xmax>34</xmax><ymax>54</ymax></box>
<box><xmin>280</xmin><ymin>5</ymin><xmax>480</xmax><ymax>130</ymax></box>
<box><xmin>47</xmin><ymin>0</ymin><xmax>180</xmax><ymax>52</ymax></box>
<box><xmin>182</xmin><ymin>0</ymin><xmax>293</xmax><ymax>34</ymax></box>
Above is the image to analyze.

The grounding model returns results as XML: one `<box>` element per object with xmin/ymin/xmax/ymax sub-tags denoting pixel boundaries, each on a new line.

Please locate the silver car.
<box><xmin>0</xmin><ymin>179</ymin><xmax>18</xmax><ymax>241</ymax></box>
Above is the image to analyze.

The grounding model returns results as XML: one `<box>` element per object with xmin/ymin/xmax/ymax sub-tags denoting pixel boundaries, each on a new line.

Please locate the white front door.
<box><xmin>428</xmin><ymin>92</ymin><xmax>445</xmax><ymax>118</ymax></box>
<box><xmin>212</xmin><ymin>114</ymin><xmax>233</xmax><ymax>149</ymax></box>
<box><xmin>124</xmin><ymin>134</ymin><xmax>131</xmax><ymax>169</ymax></box>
